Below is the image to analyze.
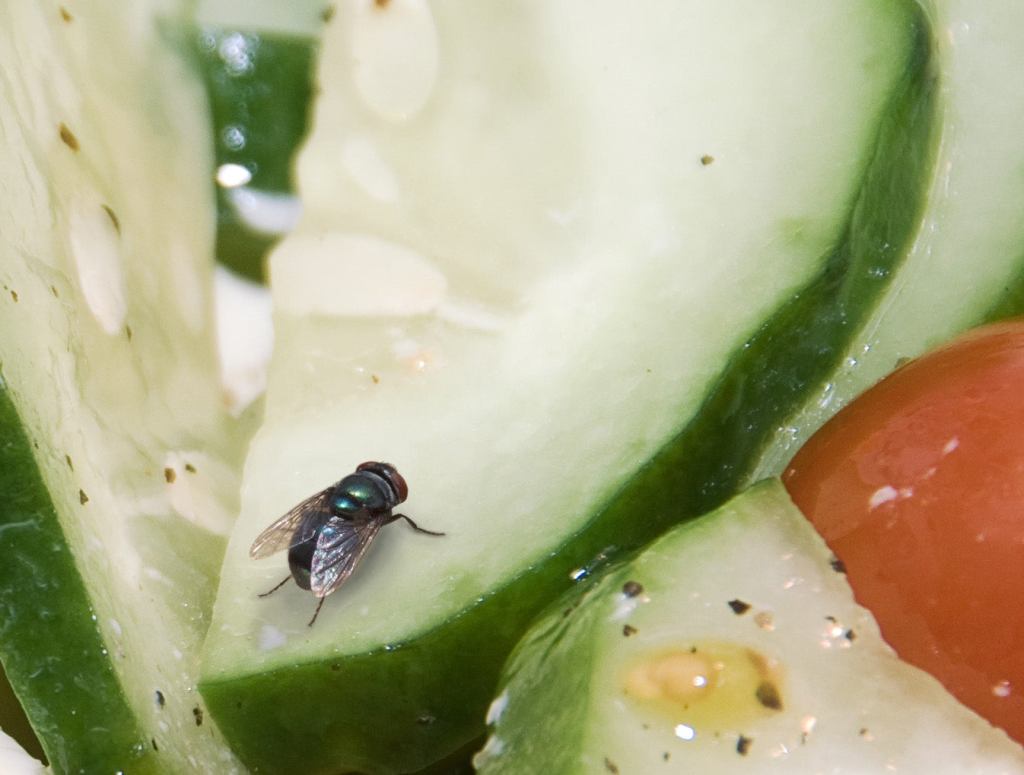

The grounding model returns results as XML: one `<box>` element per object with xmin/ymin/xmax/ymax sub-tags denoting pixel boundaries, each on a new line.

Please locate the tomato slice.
<box><xmin>784</xmin><ymin>320</ymin><xmax>1024</xmax><ymax>744</ymax></box>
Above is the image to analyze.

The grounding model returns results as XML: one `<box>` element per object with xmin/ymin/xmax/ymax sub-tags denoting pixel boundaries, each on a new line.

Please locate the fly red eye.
<box><xmin>389</xmin><ymin>468</ymin><xmax>409</xmax><ymax>503</ymax></box>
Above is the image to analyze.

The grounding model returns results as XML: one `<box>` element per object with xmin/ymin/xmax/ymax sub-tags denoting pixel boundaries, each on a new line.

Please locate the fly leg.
<box><xmin>392</xmin><ymin>513</ymin><xmax>445</xmax><ymax>536</ymax></box>
<box><xmin>308</xmin><ymin>597</ymin><xmax>326</xmax><ymax>627</ymax></box>
<box><xmin>258</xmin><ymin>575</ymin><xmax>292</xmax><ymax>598</ymax></box>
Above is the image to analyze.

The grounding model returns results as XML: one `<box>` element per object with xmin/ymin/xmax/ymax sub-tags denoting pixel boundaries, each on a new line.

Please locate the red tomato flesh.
<box><xmin>784</xmin><ymin>320</ymin><xmax>1024</xmax><ymax>745</ymax></box>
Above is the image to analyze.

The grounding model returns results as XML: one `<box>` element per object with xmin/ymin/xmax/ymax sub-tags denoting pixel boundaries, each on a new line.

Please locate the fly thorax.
<box><xmin>330</xmin><ymin>490</ymin><xmax>366</xmax><ymax>520</ymax></box>
<box><xmin>333</xmin><ymin>471</ymin><xmax>394</xmax><ymax>517</ymax></box>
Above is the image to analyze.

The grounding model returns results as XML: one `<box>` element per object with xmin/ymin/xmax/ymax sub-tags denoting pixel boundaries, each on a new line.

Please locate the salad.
<box><xmin>0</xmin><ymin>0</ymin><xmax>1022</xmax><ymax>773</ymax></box>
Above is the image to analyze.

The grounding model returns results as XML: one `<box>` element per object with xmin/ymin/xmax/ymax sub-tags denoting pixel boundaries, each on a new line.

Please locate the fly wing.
<box><xmin>249</xmin><ymin>489</ymin><xmax>332</xmax><ymax>559</ymax></box>
<box><xmin>309</xmin><ymin>516</ymin><xmax>382</xmax><ymax>598</ymax></box>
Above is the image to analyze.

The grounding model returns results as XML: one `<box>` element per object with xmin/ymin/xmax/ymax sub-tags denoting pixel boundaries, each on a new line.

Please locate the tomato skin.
<box><xmin>784</xmin><ymin>320</ymin><xmax>1024</xmax><ymax>745</ymax></box>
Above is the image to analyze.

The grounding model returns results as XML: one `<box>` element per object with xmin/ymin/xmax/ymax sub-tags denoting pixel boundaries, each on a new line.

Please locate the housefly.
<box><xmin>249</xmin><ymin>461</ymin><xmax>444</xmax><ymax>626</ymax></box>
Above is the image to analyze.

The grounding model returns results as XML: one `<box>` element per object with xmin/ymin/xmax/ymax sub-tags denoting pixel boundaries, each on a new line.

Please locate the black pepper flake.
<box><xmin>844</xmin><ymin>629</ymin><xmax>857</xmax><ymax>642</ymax></box>
<box><xmin>50</xmin><ymin>285</ymin><xmax>59</xmax><ymax>298</ymax></box>
<box><xmin>155</xmin><ymin>690</ymin><xmax>165</xmax><ymax>708</ymax></box>
<box><xmin>755</xmin><ymin>680</ymin><xmax>783</xmax><ymax>711</ymax></box>
<box><xmin>321</xmin><ymin>4</ymin><xmax>335</xmax><ymax>22</ymax></box>
<box><xmin>604</xmin><ymin>757</ymin><xmax>619</xmax><ymax>774</ymax></box>
<box><xmin>58</xmin><ymin>123</ymin><xmax>79</xmax><ymax>151</ymax></box>
<box><xmin>193</xmin><ymin>706</ymin><xmax>203</xmax><ymax>726</ymax></box>
<box><xmin>125</xmin><ymin>325</ymin><xmax>132</xmax><ymax>341</ymax></box>
<box><xmin>727</xmin><ymin>599</ymin><xmax>751</xmax><ymax>615</ymax></box>
<box><xmin>371</xmin><ymin>374</ymin><xmax>381</xmax><ymax>384</ymax></box>
<box><xmin>59</xmin><ymin>6</ymin><xmax>72</xmax><ymax>22</ymax></box>
<box><xmin>622</xmin><ymin>624</ymin><xmax>637</xmax><ymax>637</ymax></box>
<box><xmin>151</xmin><ymin>738</ymin><xmax>158</xmax><ymax>751</ymax></box>
<box><xmin>79</xmin><ymin>489</ymin><xmax>89</xmax><ymax>505</ymax></box>
<box><xmin>736</xmin><ymin>735</ymin><xmax>753</xmax><ymax>756</ymax></box>
<box><xmin>65</xmin><ymin>454</ymin><xmax>74</xmax><ymax>471</ymax></box>
<box><xmin>164</xmin><ymin>468</ymin><xmax>176</xmax><ymax>483</ymax></box>
<box><xmin>622</xmin><ymin>580</ymin><xmax>644</xmax><ymax>598</ymax></box>
<box><xmin>829</xmin><ymin>556</ymin><xmax>847</xmax><ymax>574</ymax></box>
<box><xmin>101</xmin><ymin>204</ymin><xmax>121</xmax><ymax>234</ymax></box>
<box><xmin>700</xmin><ymin>154</ymin><xmax>715</xmax><ymax>166</ymax></box>
<box><xmin>663</xmin><ymin>751</ymin><xmax>670</xmax><ymax>761</ymax></box>
<box><xmin>9</xmin><ymin>290</ymin><xmax>17</xmax><ymax>302</ymax></box>
<box><xmin>184</xmin><ymin>463</ymin><xmax>196</xmax><ymax>473</ymax></box>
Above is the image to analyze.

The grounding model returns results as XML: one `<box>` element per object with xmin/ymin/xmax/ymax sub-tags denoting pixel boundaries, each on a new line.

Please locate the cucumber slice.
<box><xmin>476</xmin><ymin>481</ymin><xmax>1024</xmax><ymax>773</ymax></box>
<box><xmin>194</xmin><ymin>30</ymin><xmax>316</xmax><ymax>282</ymax></box>
<box><xmin>751</xmin><ymin>0</ymin><xmax>1024</xmax><ymax>478</ymax></box>
<box><xmin>0</xmin><ymin>3</ymin><xmax>244</xmax><ymax>771</ymax></box>
<box><xmin>200</xmin><ymin>2</ymin><xmax>924</xmax><ymax>771</ymax></box>
<box><xmin>189</xmin><ymin>0</ymin><xmax>327</xmax><ymax>283</ymax></box>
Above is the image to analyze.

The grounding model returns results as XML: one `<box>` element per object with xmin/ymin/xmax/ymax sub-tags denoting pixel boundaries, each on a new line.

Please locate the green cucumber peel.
<box><xmin>0</xmin><ymin>385</ymin><xmax>144</xmax><ymax>772</ymax></box>
<box><xmin>193</xmin><ymin>30</ymin><xmax>317</xmax><ymax>282</ymax></box>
